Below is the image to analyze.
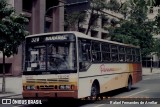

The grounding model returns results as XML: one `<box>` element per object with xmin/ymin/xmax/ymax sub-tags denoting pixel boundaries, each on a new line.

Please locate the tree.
<box><xmin>64</xmin><ymin>11</ymin><xmax>87</xmax><ymax>31</ymax></box>
<box><xmin>154</xmin><ymin>14</ymin><xmax>160</xmax><ymax>34</ymax></box>
<box><xmin>110</xmin><ymin>0</ymin><xmax>156</xmax><ymax>57</ymax></box>
<box><xmin>152</xmin><ymin>13</ymin><xmax>160</xmax><ymax>57</ymax></box>
<box><xmin>64</xmin><ymin>0</ymin><xmax>121</xmax><ymax>34</ymax></box>
<box><xmin>0</xmin><ymin>0</ymin><xmax>29</xmax><ymax>93</ymax></box>
<box><xmin>84</xmin><ymin>0</ymin><xmax>107</xmax><ymax>34</ymax></box>
<box><xmin>154</xmin><ymin>0</ymin><xmax>160</xmax><ymax>6</ymax></box>
<box><xmin>153</xmin><ymin>38</ymin><xmax>160</xmax><ymax>57</ymax></box>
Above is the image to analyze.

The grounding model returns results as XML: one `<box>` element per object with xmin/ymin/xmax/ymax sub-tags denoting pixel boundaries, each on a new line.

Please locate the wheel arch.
<box><xmin>91</xmin><ymin>79</ymin><xmax>100</xmax><ymax>93</ymax></box>
<box><xmin>126</xmin><ymin>74</ymin><xmax>133</xmax><ymax>91</ymax></box>
<box><xmin>128</xmin><ymin>75</ymin><xmax>132</xmax><ymax>85</ymax></box>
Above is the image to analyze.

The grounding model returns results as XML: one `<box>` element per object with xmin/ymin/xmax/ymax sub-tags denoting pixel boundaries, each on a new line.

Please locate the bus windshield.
<box><xmin>25</xmin><ymin>42</ymin><xmax>76</xmax><ymax>72</ymax></box>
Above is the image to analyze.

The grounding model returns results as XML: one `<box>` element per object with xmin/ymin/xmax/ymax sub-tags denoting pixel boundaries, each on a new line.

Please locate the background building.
<box><xmin>65</xmin><ymin>0</ymin><xmax>124</xmax><ymax>40</ymax></box>
<box><xmin>0</xmin><ymin>0</ymin><xmax>124</xmax><ymax>76</ymax></box>
<box><xmin>76</xmin><ymin>10</ymin><xmax>123</xmax><ymax>39</ymax></box>
<box><xmin>0</xmin><ymin>0</ymin><xmax>64</xmax><ymax>76</ymax></box>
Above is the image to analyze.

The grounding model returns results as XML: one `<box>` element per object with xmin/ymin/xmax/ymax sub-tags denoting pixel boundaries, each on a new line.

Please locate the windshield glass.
<box><xmin>47</xmin><ymin>42</ymin><xmax>76</xmax><ymax>70</ymax></box>
<box><xmin>25</xmin><ymin>42</ymin><xmax>76</xmax><ymax>71</ymax></box>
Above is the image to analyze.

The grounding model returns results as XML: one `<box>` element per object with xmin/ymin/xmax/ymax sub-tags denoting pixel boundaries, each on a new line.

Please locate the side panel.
<box><xmin>78</xmin><ymin>77</ymin><xmax>93</xmax><ymax>98</ymax></box>
<box><xmin>78</xmin><ymin>63</ymin><xmax>142</xmax><ymax>98</ymax></box>
<box><xmin>78</xmin><ymin>74</ymin><xmax>129</xmax><ymax>98</ymax></box>
<box><xmin>132</xmin><ymin>63</ymin><xmax>142</xmax><ymax>84</ymax></box>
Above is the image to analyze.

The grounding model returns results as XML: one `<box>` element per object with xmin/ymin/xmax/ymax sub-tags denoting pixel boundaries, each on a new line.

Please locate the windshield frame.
<box><xmin>23</xmin><ymin>34</ymin><xmax>77</xmax><ymax>74</ymax></box>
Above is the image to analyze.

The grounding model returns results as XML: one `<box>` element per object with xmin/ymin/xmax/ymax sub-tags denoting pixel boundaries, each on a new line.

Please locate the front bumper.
<box><xmin>22</xmin><ymin>90</ymin><xmax>78</xmax><ymax>98</ymax></box>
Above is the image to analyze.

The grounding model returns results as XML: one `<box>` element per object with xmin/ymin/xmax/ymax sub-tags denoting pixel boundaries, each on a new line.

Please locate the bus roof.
<box><xmin>26</xmin><ymin>31</ymin><xmax>139</xmax><ymax>48</ymax></box>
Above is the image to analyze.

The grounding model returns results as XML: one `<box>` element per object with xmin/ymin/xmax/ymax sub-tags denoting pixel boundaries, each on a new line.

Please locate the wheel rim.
<box><xmin>91</xmin><ymin>85</ymin><xmax>97</xmax><ymax>97</ymax></box>
<box><xmin>128</xmin><ymin>78</ymin><xmax>131</xmax><ymax>90</ymax></box>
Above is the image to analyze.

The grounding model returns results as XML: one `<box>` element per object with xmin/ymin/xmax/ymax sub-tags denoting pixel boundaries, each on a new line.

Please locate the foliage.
<box><xmin>64</xmin><ymin>11</ymin><xmax>87</xmax><ymax>31</ymax></box>
<box><xmin>152</xmin><ymin>10</ymin><xmax>160</xmax><ymax>57</ymax></box>
<box><xmin>154</xmin><ymin>0</ymin><xmax>160</xmax><ymax>6</ymax></box>
<box><xmin>0</xmin><ymin>0</ymin><xmax>29</xmax><ymax>93</ymax></box>
<box><xmin>154</xmin><ymin>14</ymin><xmax>160</xmax><ymax>34</ymax></box>
<box><xmin>106</xmin><ymin>0</ymin><xmax>121</xmax><ymax>12</ymax></box>
<box><xmin>110</xmin><ymin>0</ymin><xmax>156</xmax><ymax>57</ymax></box>
<box><xmin>0</xmin><ymin>0</ymin><xmax>29</xmax><ymax>57</ymax></box>
<box><xmin>64</xmin><ymin>0</ymin><xmax>121</xmax><ymax>34</ymax></box>
<box><xmin>85</xmin><ymin>0</ymin><xmax>121</xmax><ymax>34</ymax></box>
<box><xmin>153</xmin><ymin>38</ymin><xmax>160</xmax><ymax>57</ymax></box>
<box><xmin>90</xmin><ymin>0</ymin><xmax>106</xmax><ymax>10</ymax></box>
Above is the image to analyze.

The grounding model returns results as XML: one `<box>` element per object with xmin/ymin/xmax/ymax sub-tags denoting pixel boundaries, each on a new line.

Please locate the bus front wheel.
<box><xmin>91</xmin><ymin>82</ymin><xmax>99</xmax><ymax>100</ymax></box>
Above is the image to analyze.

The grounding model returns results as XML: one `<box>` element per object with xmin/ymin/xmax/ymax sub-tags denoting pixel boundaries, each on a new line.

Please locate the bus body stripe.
<box><xmin>79</xmin><ymin>71</ymin><xmax>141</xmax><ymax>78</ymax></box>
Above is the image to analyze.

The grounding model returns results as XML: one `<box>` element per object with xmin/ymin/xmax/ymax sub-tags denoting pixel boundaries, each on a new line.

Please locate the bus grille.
<box><xmin>26</xmin><ymin>79</ymin><xmax>69</xmax><ymax>83</ymax></box>
<box><xmin>39</xmin><ymin>85</ymin><xmax>55</xmax><ymax>89</ymax></box>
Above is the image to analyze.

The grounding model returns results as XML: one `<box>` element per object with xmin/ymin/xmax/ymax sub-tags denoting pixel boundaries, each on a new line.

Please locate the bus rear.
<box><xmin>22</xmin><ymin>33</ymin><xmax>78</xmax><ymax>98</ymax></box>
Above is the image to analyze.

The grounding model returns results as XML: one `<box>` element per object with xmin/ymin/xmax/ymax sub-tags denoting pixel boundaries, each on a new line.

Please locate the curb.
<box><xmin>0</xmin><ymin>94</ymin><xmax>21</xmax><ymax>98</ymax></box>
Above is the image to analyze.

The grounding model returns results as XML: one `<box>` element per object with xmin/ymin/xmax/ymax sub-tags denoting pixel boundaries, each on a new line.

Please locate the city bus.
<box><xmin>22</xmin><ymin>31</ymin><xmax>142</xmax><ymax>99</ymax></box>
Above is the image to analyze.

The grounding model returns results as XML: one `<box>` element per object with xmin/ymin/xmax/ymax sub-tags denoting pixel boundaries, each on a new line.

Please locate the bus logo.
<box><xmin>100</xmin><ymin>64</ymin><xmax>121</xmax><ymax>73</ymax></box>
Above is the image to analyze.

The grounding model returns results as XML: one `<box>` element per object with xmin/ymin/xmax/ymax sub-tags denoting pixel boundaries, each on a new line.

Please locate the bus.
<box><xmin>22</xmin><ymin>31</ymin><xmax>142</xmax><ymax>99</ymax></box>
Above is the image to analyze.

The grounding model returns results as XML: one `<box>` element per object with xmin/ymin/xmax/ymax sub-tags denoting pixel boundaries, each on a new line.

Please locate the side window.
<box><xmin>111</xmin><ymin>44</ymin><xmax>118</xmax><ymax>62</ymax></box>
<box><xmin>92</xmin><ymin>41</ymin><xmax>101</xmax><ymax>62</ymax></box>
<box><xmin>126</xmin><ymin>47</ymin><xmax>132</xmax><ymax>62</ymax></box>
<box><xmin>78</xmin><ymin>39</ymin><xmax>91</xmax><ymax>70</ymax></box>
<box><xmin>102</xmin><ymin>43</ymin><xmax>111</xmax><ymax>62</ymax></box>
<box><xmin>119</xmin><ymin>46</ymin><xmax>125</xmax><ymax>62</ymax></box>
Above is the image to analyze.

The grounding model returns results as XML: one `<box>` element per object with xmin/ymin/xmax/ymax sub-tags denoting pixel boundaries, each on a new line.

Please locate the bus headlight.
<box><xmin>59</xmin><ymin>85</ymin><xmax>65</xmax><ymax>90</ymax></box>
<box><xmin>26</xmin><ymin>85</ymin><xmax>35</xmax><ymax>90</ymax></box>
<box><xmin>26</xmin><ymin>86</ymin><xmax>31</xmax><ymax>90</ymax></box>
<box><xmin>65</xmin><ymin>85</ymin><xmax>70</xmax><ymax>90</ymax></box>
<box><xmin>30</xmin><ymin>85</ymin><xmax>35</xmax><ymax>90</ymax></box>
<box><xmin>59</xmin><ymin>85</ymin><xmax>70</xmax><ymax>90</ymax></box>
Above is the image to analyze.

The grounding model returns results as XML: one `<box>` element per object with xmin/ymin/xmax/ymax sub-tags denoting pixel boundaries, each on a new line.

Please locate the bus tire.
<box><xmin>91</xmin><ymin>81</ymin><xmax>100</xmax><ymax>100</ymax></box>
<box><xmin>126</xmin><ymin>76</ymin><xmax>132</xmax><ymax>91</ymax></box>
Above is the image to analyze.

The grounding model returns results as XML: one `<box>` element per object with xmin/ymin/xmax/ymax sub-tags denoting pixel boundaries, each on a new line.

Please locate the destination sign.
<box><xmin>45</xmin><ymin>35</ymin><xmax>67</xmax><ymax>41</ymax></box>
<box><xmin>27</xmin><ymin>34</ymin><xmax>75</xmax><ymax>43</ymax></box>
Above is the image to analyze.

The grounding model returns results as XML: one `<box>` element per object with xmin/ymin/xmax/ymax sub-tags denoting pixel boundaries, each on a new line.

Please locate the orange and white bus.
<box><xmin>22</xmin><ymin>31</ymin><xmax>142</xmax><ymax>99</ymax></box>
